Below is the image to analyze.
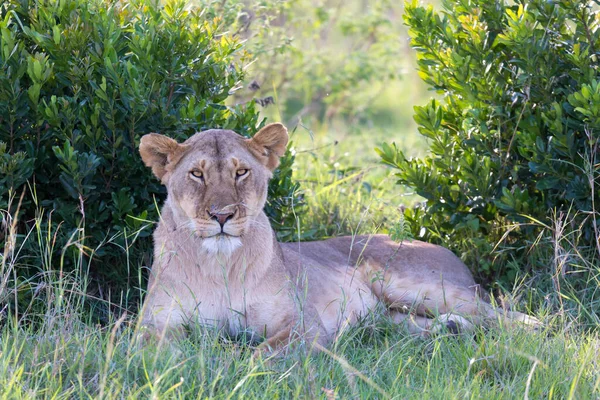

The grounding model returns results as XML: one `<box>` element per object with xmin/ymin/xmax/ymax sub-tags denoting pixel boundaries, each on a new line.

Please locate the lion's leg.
<box><xmin>369</xmin><ymin>274</ymin><xmax>499</xmax><ymax>331</ymax></box>
<box><xmin>503</xmin><ymin>310</ymin><xmax>542</xmax><ymax>326</ymax></box>
<box><xmin>389</xmin><ymin>310</ymin><xmax>434</xmax><ymax>335</ymax></box>
<box><xmin>372</xmin><ymin>276</ymin><xmax>486</xmax><ymax>317</ymax></box>
<box><xmin>253</xmin><ymin>325</ymin><xmax>296</xmax><ymax>359</ymax></box>
<box><xmin>433</xmin><ymin>313</ymin><xmax>475</xmax><ymax>333</ymax></box>
<box><xmin>138</xmin><ymin>293</ymin><xmax>190</xmax><ymax>345</ymax></box>
<box><xmin>253</xmin><ymin>307</ymin><xmax>331</xmax><ymax>359</ymax></box>
<box><xmin>363</xmin><ymin>263</ymin><xmax>480</xmax><ymax>315</ymax></box>
<box><xmin>253</xmin><ymin>323</ymin><xmax>330</xmax><ymax>358</ymax></box>
<box><xmin>381</xmin><ymin>280</ymin><xmax>541</xmax><ymax>332</ymax></box>
<box><xmin>133</xmin><ymin>298</ymin><xmax>189</xmax><ymax>361</ymax></box>
<box><xmin>389</xmin><ymin>309</ymin><xmax>478</xmax><ymax>335</ymax></box>
<box><xmin>363</xmin><ymin>261</ymin><xmax>541</xmax><ymax>333</ymax></box>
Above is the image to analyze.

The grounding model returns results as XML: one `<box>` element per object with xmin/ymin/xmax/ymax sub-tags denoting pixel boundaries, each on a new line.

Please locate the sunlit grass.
<box><xmin>1</xmin><ymin>273</ymin><xmax>599</xmax><ymax>398</ymax></box>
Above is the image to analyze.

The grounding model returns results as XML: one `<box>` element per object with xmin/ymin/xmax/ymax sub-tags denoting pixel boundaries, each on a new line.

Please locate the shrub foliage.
<box><xmin>379</xmin><ymin>0</ymin><xmax>600</xmax><ymax>283</ymax></box>
<box><xmin>0</xmin><ymin>0</ymin><xmax>300</xmax><ymax>295</ymax></box>
<box><xmin>194</xmin><ymin>0</ymin><xmax>406</xmax><ymax>128</ymax></box>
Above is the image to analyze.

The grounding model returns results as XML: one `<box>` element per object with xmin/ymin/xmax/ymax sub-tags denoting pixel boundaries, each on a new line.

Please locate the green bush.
<box><xmin>194</xmin><ymin>0</ymin><xmax>406</xmax><ymax>128</ymax></box>
<box><xmin>0</xmin><ymin>0</ymin><xmax>301</xmax><ymax>302</ymax></box>
<box><xmin>378</xmin><ymin>0</ymin><xmax>600</xmax><ymax>284</ymax></box>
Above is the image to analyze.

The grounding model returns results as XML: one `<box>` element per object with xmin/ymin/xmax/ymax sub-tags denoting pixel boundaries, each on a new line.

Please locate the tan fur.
<box><xmin>138</xmin><ymin>123</ymin><xmax>540</xmax><ymax>353</ymax></box>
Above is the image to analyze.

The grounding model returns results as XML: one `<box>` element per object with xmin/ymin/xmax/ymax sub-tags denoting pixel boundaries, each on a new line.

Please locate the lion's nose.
<box><xmin>207</xmin><ymin>209</ymin><xmax>235</xmax><ymax>228</ymax></box>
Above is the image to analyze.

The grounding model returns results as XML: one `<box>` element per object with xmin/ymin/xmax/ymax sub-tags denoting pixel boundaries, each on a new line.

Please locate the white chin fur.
<box><xmin>201</xmin><ymin>235</ymin><xmax>242</xmax><ymax>257</ymax></box>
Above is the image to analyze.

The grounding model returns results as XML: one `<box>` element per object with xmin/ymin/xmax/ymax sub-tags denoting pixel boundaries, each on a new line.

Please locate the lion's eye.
<box><xmin>190</xmin><ymin>170</ymin><xmax>204</xmax><ymax>179</ymax></box>
<box><xmin>236</xmin><ymin>169</ymin><xmax>248</xmax><ymax>177</ymax></box>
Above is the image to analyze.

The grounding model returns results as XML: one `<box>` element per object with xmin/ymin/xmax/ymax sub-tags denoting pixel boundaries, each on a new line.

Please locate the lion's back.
<box><xmin>280</xmin><ymin>234</ymin><xmax>477</xmax><ymax>289</ymax></box>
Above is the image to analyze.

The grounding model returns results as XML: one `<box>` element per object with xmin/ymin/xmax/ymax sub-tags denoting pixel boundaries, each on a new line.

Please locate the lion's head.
<box><xmin>139</xmin><ymin>123</ymin><xmax>288</xmax><ymax>255</ymax></box>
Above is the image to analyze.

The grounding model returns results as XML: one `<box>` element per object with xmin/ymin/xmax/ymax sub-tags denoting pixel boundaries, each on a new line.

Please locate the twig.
<box><xmin>585</xmin><ymin>126</ymin><xmax>600</xmax><ymax>260</ymax></box>
<box><xmin>524</xmin><ymin>360</ymin><xmax>540</xmax><ymax>400</ymax></box>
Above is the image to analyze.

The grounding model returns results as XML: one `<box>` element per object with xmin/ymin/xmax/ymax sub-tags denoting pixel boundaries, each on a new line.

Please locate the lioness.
<box><xmin>139</xmin><ymin>123</ymin><xmax>538</xmax><ymax>353</ymax></box>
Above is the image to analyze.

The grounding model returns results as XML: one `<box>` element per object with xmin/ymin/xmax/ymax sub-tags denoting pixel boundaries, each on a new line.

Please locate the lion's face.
<box><xmin>139</xmin><ymin>123</ymin><xmax>288</xmax><ymax>255</ymax></box>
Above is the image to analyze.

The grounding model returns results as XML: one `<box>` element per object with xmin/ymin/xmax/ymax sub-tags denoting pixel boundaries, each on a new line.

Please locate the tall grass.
<box><xmin>1</xmin><ymin>140</ymin><xmax>599</xmax><ymax>398</ymax></box>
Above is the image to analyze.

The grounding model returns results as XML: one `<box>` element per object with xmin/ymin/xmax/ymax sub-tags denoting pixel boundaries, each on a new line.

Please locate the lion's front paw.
<box><xmin>251</xmin><ymin>343</ymin><xmax>284</xmax><ymax>365</ymax></box>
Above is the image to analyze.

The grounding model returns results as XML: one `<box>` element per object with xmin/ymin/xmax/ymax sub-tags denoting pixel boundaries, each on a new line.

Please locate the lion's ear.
<box><xmin>247</xmin><ymin>123</ymin><xmax>289</xmax><ymax>170</ymax></box>
<box><xmin>139</xmin><ymin>133</ymin><xmax>187</xmax><ymax>182</ymax></box>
